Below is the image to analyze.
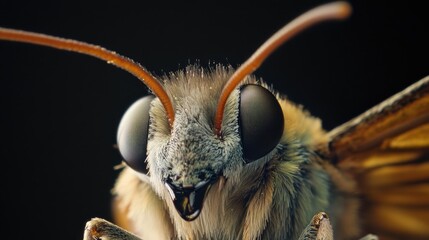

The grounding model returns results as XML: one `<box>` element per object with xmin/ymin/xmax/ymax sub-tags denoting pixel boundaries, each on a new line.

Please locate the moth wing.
<box><xmin>325</xmin><ymin>76</ymin><xmax>429</xmax><ymax>240</ymax></box>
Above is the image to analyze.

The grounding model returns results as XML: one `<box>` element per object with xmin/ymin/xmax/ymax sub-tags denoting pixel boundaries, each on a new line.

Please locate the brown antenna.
<box><xmin>0</xmin><ymin>27</ymin><xmax>175</xmax><ymax>126</ymax></box>
<box><xmin>213</xmin><ymin>1</ymin><xmax>352</xmax><ymax>136</ymax></box>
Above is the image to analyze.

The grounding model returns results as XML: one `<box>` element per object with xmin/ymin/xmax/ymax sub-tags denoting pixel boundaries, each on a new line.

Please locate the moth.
<box><xmin>1</xmin><ymin>1</ymin><xmax>428</xmax><ymax>240</ymax></box>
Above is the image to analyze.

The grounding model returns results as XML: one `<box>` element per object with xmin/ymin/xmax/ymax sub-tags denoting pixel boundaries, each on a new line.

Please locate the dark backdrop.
<box><xmin>0</xmin><ymin>1</ymin><xmax>427</xmax><ymax>239</ymax></box>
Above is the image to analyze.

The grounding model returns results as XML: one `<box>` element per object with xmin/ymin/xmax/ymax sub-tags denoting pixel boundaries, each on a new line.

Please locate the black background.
<box><xmin>0</xmin><ymin>1</ymin><xmax>427</xmax><ymax>239</ymax></box>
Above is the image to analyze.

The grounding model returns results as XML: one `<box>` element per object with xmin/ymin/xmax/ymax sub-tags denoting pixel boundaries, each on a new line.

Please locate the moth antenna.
<box><xmin>214</xmin><ymin>1</ymin><xmax>352</xmax><ymax>135</ymax></box>
<box><xmin>0</xmin><ymin>27</ymin><xmax>175</xmax><ymax>126</ymax></box>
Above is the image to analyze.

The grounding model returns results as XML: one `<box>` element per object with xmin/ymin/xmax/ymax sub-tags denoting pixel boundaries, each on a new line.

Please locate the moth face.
<box><xmin>157</xmin><ymin>100</ymin><xmax>240</xmax><ymax>187</ymax></box>
<box><xmin>116</xmin><ymin>66</ymin><xmax>284</xmax><ymax>221</ymax></box>
<box><xmin>147</xmin><ymin>87</ymin><xmax>243</xmax><ymax>220</ymax></box>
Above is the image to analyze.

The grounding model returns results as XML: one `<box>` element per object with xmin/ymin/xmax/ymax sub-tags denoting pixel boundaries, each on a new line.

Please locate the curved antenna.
<box><xmin>0</xmin><ymin>27</ymin><xmax>175</xmax><ymax>126</ymax></box>
<box><xmin>213</xmin><ymin>1</ymin><xmax>352</xmax><ymax>136</ymax></box>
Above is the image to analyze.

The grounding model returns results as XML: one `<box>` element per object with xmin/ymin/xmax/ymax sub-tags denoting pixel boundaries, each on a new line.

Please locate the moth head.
<box><xmin>116</xmin><ymin>66</ymin><xmax>284</xmax><ymax>220</ymax></box>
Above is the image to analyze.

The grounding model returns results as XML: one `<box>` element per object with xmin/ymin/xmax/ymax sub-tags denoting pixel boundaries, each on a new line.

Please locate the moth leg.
<box><xmin>298</xmin><ymin>212</ymin><xmax>333</xmax><ymax>240</ymax></box>
<box><xmin>83</xmin><ymin>217</ymin><xmax>142</xmax><ymax>240</ymax></box>
<box><xmin>358</xmin><ymin>234</ymin><xmax>378</xmax><ymax>240</ymax></box>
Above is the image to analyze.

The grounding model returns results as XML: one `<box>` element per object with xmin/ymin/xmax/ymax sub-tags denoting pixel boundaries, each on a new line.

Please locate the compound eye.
<box><xmin>239</xmin><ymin>84</ymin><xmax>284</xmax><ymax>162</ymax></box>
<box><xmin>117</xmin><ymin>95</ymin><xmax>155</xmax><ymax>173</ymax></box>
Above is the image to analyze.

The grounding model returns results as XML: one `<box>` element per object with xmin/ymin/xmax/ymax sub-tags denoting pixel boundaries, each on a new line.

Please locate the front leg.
<box><xmin>298</xmin><ymin>212</ymin><xmax>333</xmax><ymax>240</ymax></box>
<box><xmin>298</xmin><ymin>212</ymin><xmax>378</xmax><ymax>240</ymax></box>
<box><xmin>84</xmin><ymin>218</ymin><xmax>142</xmax><ymax>240</ymax></box>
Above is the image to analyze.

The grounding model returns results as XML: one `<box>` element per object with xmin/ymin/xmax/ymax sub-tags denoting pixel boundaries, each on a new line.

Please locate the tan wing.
<box><xmin>326</xmin><ymin>76</ymin><xmax>429</xmax><ymax>240</ymax></box>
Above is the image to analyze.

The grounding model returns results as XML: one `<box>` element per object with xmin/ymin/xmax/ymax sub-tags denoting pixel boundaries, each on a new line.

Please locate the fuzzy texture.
<box><xmin>113</xmin><ymin>65</ymin><xmax>332</xmax><ymax>240</ymax></box>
